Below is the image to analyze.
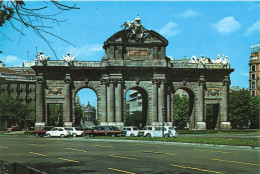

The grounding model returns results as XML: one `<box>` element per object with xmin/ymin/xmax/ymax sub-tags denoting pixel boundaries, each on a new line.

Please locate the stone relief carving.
<box><xmin>206</xmin><ymin>88</ymin><xmax>221</xmax><ymax>96</ymax></box>
<box><xmin>48</xmin><ymin>87</ymin><xmax>63</xmax><ymax>95</ymax></box>
<box><xmin>121</xmin><ymin>16</ymin><xmax>149</xmax><ymax>43</ymax></box>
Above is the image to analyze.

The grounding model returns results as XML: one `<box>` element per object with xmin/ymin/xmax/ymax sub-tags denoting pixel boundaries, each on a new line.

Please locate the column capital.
<box><xmin>152</xmin><ymin>79</ymin><xmax>159</xmax><ymax>84</ymax></box>
<box><xmin>37</xmin><ymin>78</ymin><xmax>44</xmax><ymax>84</ymax></box>
<box><xmin>64</xmin><ymin>78</ymin><xmax>72</xmax><ymax>84</ymax></box>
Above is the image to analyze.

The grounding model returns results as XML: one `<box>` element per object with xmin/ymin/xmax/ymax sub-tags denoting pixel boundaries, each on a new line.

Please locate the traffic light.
<box><xmin>162</xmin><ymin>107</ymin><xmax>165</xmax><ymax>117</ymax></box>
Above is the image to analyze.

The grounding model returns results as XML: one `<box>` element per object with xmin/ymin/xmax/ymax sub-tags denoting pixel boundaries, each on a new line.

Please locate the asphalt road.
<box><xmin>0</xmin><ymin>136</ymin><xmax>259</xmax><ymax>174</ymax></box>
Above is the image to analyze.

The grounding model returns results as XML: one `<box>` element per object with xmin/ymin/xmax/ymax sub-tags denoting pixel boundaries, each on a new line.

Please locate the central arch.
<box><xmin>125</xmin><ymin>86</ymin><xmax>148</xmax><ymax>127</ymax></box>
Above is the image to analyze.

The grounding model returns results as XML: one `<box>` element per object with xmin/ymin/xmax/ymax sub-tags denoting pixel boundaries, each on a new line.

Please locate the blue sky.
<box><xmin>1</xmin><ymin>1</ymin><xmax>260</xmax><ymax>106</ymax></box>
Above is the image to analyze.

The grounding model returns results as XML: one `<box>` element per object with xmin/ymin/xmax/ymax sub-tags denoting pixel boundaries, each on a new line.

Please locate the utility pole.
<box><xmin>162</xmin><ymin>107</ymin><xmax>165</xmax><ymax>138</ymax></box>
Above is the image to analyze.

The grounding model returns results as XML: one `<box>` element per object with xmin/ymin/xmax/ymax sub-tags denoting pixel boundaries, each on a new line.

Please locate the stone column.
<box><xmin>35</xmin><ymin>77</ymin><xmax>45</xmax><ymax>130</ymax></box>
<box><xmin>158</xmin><ymin>80</ymin><xmax>165</xmax><ymax>122</ymax></box>
<box><xmin>64</xmin><ymin>76</ymin><xmax>72</xmax><ymax>127</ymax></box>
<box><xmin>152</xmin><ymin>79</ymin><xmax>158</xmax><ymax>122</ymax></box>
<box><xmin>107</xmin><ymin>79</ymin><xmax>115</xmax><ymax>122</ymax></box>
<box><xmin>196</xmin><ymin>76</ymin><xmax>206</xmax><ymax>130</ymax></box>
<box><xmin>100</xmin><ymin>79</ymin><xmax>107</xmax><ymax>122</ymax></box>
<box><xmin>220</xmin><ymin>77</ymin><xmax>231</xmax><ymax>129</ymax></box>
<box><xmin>115</xmin><ymin>79</ymin><xmax>123</xmax><ymax>122</ymax></box>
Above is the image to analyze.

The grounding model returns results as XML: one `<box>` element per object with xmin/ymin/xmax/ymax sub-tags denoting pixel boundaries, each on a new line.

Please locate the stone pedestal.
<box><xmin>35</xmin><ymin>122</ymin><xmax>45</xmax><ymax>131</ymax></box>
<box><xmin>195</xmin><ymin>122</ymin><xmax>206</xmax><ymax>130</ymax></box>
<box><xmin>220</xmin><ymin>122</ymin><xmax>231</xmax><ymax>130</ymax></box>
<box><xmin>64</xmin><ymin>122</ymin><xmax>73</xmax><ymax>127</ymax></box>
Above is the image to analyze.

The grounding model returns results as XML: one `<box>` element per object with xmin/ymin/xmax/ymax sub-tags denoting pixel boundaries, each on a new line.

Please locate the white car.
<box><xmin>64</xmin><ymin>127</ymin><xmax>83</xmax><ymax>137</ymax></box>
<box><xmin>46</xmin><ymin>127</ymin><xmax>70</xmax><ymax>138</ymax></box>
<box><xmin>123</xmin><ymin>126</ymin><xmax>139</xmax><ymax>137</ymax></box>
<box><xmin>138</xmin><ymin>126</ymin><xmax>178</xmax><ymax>138</ymax></box>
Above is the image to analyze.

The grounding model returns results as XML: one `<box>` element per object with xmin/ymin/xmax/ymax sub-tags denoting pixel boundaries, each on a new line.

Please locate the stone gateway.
<box><xmin>32</xmin><ymin>17</ymin><xmax>234</xmax><ymax>130</ymax></box>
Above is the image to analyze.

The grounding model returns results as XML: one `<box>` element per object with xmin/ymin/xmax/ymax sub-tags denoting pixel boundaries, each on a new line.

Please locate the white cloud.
<box><xmin>212</xmin><ymin>16</ymin><xmax>241</xmax><ymax>34</ymax></box>
<box><xmin>245</xmin><ymin>20</ymin><xmax>260</xmax><ymax>36</ymax></box>
<box><xmin>176</xmin><ymin>9</ymin><xmax>199</xmax><ymax>18</ymax></box>
<box><xmin>240</xmin><ymin>71</ymin><xmax>249</xmax><ymax>77</ymax></box>
<box><xmin>67</xmin><ymin>44</ymin><xmax>103</xmax><ymax>57</ymax></box>
<box><xmin>0</xmin><ymin>55</ymin><xmax>23</xmax><ymax>66</ymax></box>
<box><xmin>159</xmin><ymin>21</ymin><xmax>180</xmax><ymax>37</ymax></box>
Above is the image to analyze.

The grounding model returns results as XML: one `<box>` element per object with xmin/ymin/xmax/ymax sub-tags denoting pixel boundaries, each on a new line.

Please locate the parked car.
<box><xmin>123</xmin><ymin>126</ymin><xmax>139</xmax><ymax>137</ymax></box>
<box><xmin>46</xmin><ymin>127</ymin><xmax>70</xmax><ymax>138</ymax></box>
<box><xmin>7</xmin><ymin>126</ymin><xmax>21</xmax><ymax>132</ymax></box>
<box><xmin>85</xmin><ymin>126</ymin><xmax>124</xmax><ymax>137</ymax></box>
<box><xmin>64</xmin><ymin>127</ymin><xmax>83</xmax><ymax>137</ymax></box>
<box><xmin>138</xmin><ymin>126</ymin><xmax>178</xmax><ymax>138</ymax></box>
<box><xmin>32</xmin><ymin>126</ymin><xmax>54</xmax><ymax>137</ymax></box>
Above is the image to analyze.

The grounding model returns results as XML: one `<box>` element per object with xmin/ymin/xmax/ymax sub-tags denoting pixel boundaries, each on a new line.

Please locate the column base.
<box><xmin>195</xmin><ymin>122</ymin><xmax>206</xmax><ymax>130</ymax></box>
<box><xmin>220</xmin><ymin>122</ymin><xmax>231</xmax><ymax>130</ymax></box>
<box><xmin>35</xmin><ymin>122</ymin><xmax>45</xmax><ymax>131</ymax></box>
<box><xmin>64</xmin><ymin>122</ymin><xmax>73</xmax><ymax>127</ymax></box>
<box><xmin>100</xmin><ymin>122</ymin><xmax>124</xmax><ymax>129</ymax></box>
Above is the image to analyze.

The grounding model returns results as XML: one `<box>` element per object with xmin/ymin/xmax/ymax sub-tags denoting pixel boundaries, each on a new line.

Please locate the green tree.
<box><xmin>0</xmin><ymin>95</ymin><xmax>29</xmax><ymax>128</ymax></box>
<box><xmin>74</xmin><ymin>98</ymin><xmax>83</xmax><ymax>126</ymax></box>
<box><xmin>48</xmin><ymin>104</ymin><xmax>63</xmax><ymax>126</ymax></box>
<box><xmin>248</xmin><ymin>96</ymin><xmax>260</xmax><ymax>129</ymax></box>
<box><xmin>229</xmin><ymin>89</ymin><xmax>260</xmax><ymax>129</ymax></box>
<box><xmin>173</xmin><ymin>95</ymin><xmax>190</xmax><ymax>129</ymax></box>
<box><xmin>126</xmin><ymin>111</ymin><xmax>143</xmax><ymax>127</ymax></box>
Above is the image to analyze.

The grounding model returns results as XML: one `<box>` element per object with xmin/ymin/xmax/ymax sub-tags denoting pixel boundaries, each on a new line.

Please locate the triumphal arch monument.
<box><xmin>32</xmin><ymin>17</ymin><xmax>234</xmax><ymax>130</ymax></box>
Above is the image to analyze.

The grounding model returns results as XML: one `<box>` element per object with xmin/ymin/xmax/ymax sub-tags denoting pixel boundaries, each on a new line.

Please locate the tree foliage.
<box><xmin>229</xmin><ymin>89</ymin><xmax>260</xmax><ymax>129</ymax></box>
<box><xmin>74</xmin><ymin>98</ymin><xmax>83</xmax><ymax>126</ymax></box>
<box><xmin>0</xmin><ymin>0</ymin><xmax>79</xmax><ymax>57</ymax></box>
<box><xmin>126</xmin><ymin>111</ymin><xmax>143</xmax><ymax>128</ymax></box>
<box><xmin>0</xmin><ymin>95</ymin><xmax>30</xmax><ymax>128</ymax></box>
<box><xmin>48</xmin><ymin>104</ymin><xmax>63</xmax><ymax>126</ymax></box>
<box><xmin>173</xmin><ymin>95</ymin><xmax>190</xmax><ymax>129</ymax></box>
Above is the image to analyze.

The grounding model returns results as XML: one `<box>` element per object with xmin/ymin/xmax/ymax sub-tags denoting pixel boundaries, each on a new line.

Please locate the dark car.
<box><xmin>32</xmin><ymin>126</ymin><xmax>54</xmax><ymax>137</ymax></box>
<box><xmin>84</xmin><ymin>126</ymin><xmax>124</xmax><ymax>137</ymax></box>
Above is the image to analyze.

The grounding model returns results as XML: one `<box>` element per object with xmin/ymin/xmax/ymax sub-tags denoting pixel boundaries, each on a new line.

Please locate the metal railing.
<box><xmin>0</xmin><ymin>159</ymin><xmax>47</xmax><ymax>174</ymax></box>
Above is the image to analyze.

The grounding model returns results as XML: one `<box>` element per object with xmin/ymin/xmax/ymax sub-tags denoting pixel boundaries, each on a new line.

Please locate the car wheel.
<box><xmin>146</xmin><ymin>133</ymin><xmax>151</xmax><ymax>137</ymax></box>
<box><xmin>164</xmin><ymin>134</ymin><xmax>169</xmax><ymax>138</ymax></box>
<box><xmin>47</xmin><ymin>134</ymin><xmax>51</xmax><ymax>138</ymax></box>
<box><xmin>60</xmin><ymin>134</ymin><xmax>65</xmax><ymax>138</ymax></box>
<box><xmin>72</xmin><ymin>133</ymin><xmax>77</xmax><ymax>137</ymax></box>
<box><xmin>130</xmin><ymin>134</ymin><xmax>135</xmax><ymax>137</ymax></box>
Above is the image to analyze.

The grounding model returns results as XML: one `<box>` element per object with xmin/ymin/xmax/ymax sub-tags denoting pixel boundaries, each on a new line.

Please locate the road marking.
<box><xmin>58</xmin><ymin>158</ymin><xmax>80</xmax><ymax>163</ymax></box>
<box><xmin>109</xmin><ymin>155</ymin><xmax>138</xmax><ymax>160</ymax></box>
<box><xmin>29</xmin><ymin>152</ymin><xmax>47</xmax><ymax>157</ymax></box>
<box><xmin>170</xmin><ymin>164</ymin><xmax>222</xmax><ymax>174</ymax></box>
<box><xmin>134</xmin><ymin>144</ymin><xmax>158</xmax><ymax>147</ymax></box>
<box><xmin>212</xmin><ymin>159</ymin><xmax>260</xmax><ymax>166</ymax></box>
<box><xmin>108</xmin><ymin>168</ymin><xmax>135</xmax><ymax>174</ymax></box>
<box><xmin>141</xmin><ymin>150</ymin><xmax>175</xmax><ymax>156</ymax></box>
<box><xmin>65</xmin><ymin>148</ymin><xmax>88</xmax><ymax>153</ymax></box>
<box><xmin>194</xmin><ymin>149</ymin><xmax>231</xmax><ymax>154</ymax></box>
<box><xmin>29</xmin><ymin>144</ymin><xmax>45</xmax><ymax>147</ymax></box>
<box><xmin>92</xmin><ymin>145</ymin><xmax>114</xmax><ymax>148</ymax></box>
<box><xmin>0</xmin><ymin>146</ymin><xmax>8</xmax><ymax>149</ymax></box>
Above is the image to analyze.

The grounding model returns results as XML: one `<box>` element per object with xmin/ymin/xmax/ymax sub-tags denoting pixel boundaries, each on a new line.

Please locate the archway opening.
<box><xmin>47</xmin><ymin>103</ymin><xmax>63</xmax><ymax>126</ymax></box>
<box><xmin>125</xmin><ymin>87</ymin><xmax>148</xmax><ymax>128</ymax></box>
<box><xmin>173</xmin><ymin>88</ymin><xmax>194</xmax><ymax>129</ymax></box>
<box><xmin>75</xmin><ymin>88</ymin><xmax>97</xmax><ymax>127</ymax></box>
<box><xmin>206</xmin><ymin>104</ymin><xmax>219</xmax><ymax>129</ymax></box>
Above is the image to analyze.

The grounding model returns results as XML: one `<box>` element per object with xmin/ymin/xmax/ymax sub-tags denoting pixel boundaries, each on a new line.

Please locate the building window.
<box><xmin>251</xmin><ymin>65</ymin><xmax>256</xmax><ymax>72</ymax></box>
<box><xmin>252</xmin><ymin>91</ymin><xmax>255</xmax><ymax>97</ymax></box>
<box><xmin>252</xmin><ymin>74</ymin><xmax>256</xmax><ymax>80</ymax></box>
<box><xmin>252</xmin><ymin>81</ymin><xmax>255</xmax><ymax>89</ymax></box>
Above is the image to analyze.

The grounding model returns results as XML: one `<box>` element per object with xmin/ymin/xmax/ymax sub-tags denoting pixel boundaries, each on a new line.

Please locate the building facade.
<box><xmin>249</xmin><ymin>44</ymin><xmax>260</xmax><ymax>97</ymax></box>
